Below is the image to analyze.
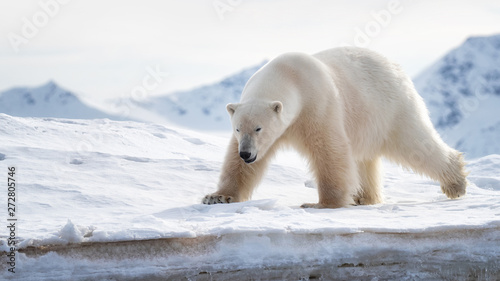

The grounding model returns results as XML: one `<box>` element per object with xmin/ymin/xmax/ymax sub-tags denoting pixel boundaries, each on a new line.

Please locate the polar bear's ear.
<box><xmin>270</xmin><ymin>101</ymin><xmax>283</xmax><ymax>114</ymax></box>
<box><xmin>226</xmin><ymin>103</ymin><xmax>239</xmax><ymax>116</ymax></box>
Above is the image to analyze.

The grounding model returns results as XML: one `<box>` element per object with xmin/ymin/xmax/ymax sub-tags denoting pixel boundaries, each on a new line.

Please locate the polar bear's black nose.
<box><xmin>240</xmin><ymin>151</ymin><xmax>252</xmax><ymax>160</ymax></box>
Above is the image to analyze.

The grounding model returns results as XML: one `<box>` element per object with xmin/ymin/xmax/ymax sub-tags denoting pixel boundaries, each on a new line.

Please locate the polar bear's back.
<box><xmin>248</xmin><ymin>47</ymin><xmax>420</xmax><ymax>115</ymax></box>
<box><xmin>313</xmin><ymin>47</ymin><xmax>430</xmax><ymax>158</ymax></box>
<box><xmin>313</xmin><ymin>47</ymin><xmax>416</xmax><ymax>107</ymax></box>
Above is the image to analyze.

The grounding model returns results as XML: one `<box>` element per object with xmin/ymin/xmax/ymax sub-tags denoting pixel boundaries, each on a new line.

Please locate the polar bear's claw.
<box><xmin>300</xmin><ymin>203</ymin><xmax>320</xmax><ymax>208</ymax></box>
<box><xmin>202</xmin><ymin>194</ymin><xmax>234</xmax><ymax>205</ymax></box>
<box><xmin>353</xmin><ymin>196</ymin><xmax>367</xmax><ymax>205</ymax></box>
<box><xmin>441</xmin><ymin>181</ymin><xmax>467</xmax><ymax>199</ymax></box>
<box><xmin>301</xmin><ymin>203</ymin><xmax>337</xmax><ymax>209</ymax></box>
<box><xmin>301</xmin><ymin>202</ymin><xmax>345</xmax><ymax>209</ymax></box>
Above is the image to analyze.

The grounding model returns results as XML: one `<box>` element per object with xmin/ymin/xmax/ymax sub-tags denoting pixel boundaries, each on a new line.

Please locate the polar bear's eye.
<box><xmin>236</xmin><ymin>128</ymin><xmax>240</xmax><ymax>133</ymax></box>
<box><xmin>255</xmin><ymin>128</ymin><xmax>262</xmax><ymax>132</ymax></box>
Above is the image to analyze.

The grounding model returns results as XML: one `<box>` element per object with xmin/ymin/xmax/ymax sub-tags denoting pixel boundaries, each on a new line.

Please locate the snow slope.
<box><xmin>0</xmin><ymin>81</ymin><xmax>124</xmax><ymax>121</ymax></box>
<box><xmin>0</xmin><ymin>114</ymin><xmax>499</xmax><ymax>280</ymax></box>
<box><xmin>414</xmin><ymin>34</ymin><xmax>500</xmax><ymax>158</ymax></box>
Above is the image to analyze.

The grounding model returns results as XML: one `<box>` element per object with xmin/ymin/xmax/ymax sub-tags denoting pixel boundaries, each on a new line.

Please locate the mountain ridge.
<box><xmin>0</xmin><ymin>81</ymin><xmax>125</xmax><ymax>120</ymax></box>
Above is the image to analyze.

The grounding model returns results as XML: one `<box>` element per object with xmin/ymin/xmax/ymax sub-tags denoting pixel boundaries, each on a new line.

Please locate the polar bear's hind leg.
<box><xmin>382</xmin><ymin>116</ymin><xmax>467</xmax><ymax>199</ymax></box>
<box><xmin>354</xmin><ymin>157</ymin><xmax>384</xmax><ymax>205</ymax></box>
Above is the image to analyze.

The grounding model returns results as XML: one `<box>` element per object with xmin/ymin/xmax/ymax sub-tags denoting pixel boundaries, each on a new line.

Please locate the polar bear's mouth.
<box><xmin>244</xmin><ymin>155</ymin><xmax>257</xmax><ymax>164</ymax></box>
<box><xmin>240</xmin><ymin>150</ymin><xmax>257</xmax><ymax>164</ymax></box>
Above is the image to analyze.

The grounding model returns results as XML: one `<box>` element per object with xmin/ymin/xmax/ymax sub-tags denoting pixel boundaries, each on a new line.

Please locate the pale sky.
<box><xmin>1</xmin><ymin>0</ymin><xmax>499</xmax><ymax>104</ymax></box>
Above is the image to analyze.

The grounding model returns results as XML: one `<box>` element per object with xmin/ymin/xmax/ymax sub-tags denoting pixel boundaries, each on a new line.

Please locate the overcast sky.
<box><xmin>1</xmin><ymin>0</ymin><xmax>499</xmax><ymax>104</ymax></box>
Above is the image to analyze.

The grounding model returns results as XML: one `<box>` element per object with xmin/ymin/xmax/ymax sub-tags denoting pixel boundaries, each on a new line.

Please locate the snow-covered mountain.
<box><xmin>133</xmin><ymin>61</ymin><xmax>267</xmax><ymax>131</ymax></box>
<box><xmin>0</xmin><ymin>81</ymin><xmax>123</xmax><ymax>120</ymax></box>
<box><xmin>414</xmin><ymin>34</ymin><xmax>500</xmax><ymax>158</ymax></box>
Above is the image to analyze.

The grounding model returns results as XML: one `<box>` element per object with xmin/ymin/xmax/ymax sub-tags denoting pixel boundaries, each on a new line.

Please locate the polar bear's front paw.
<box><xmin>202</xmin><ymin>194</ymin><xmax>234</xmax><ymax>205</ymax></box>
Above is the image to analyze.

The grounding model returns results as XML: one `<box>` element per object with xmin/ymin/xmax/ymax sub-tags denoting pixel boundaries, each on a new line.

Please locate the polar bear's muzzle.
<box><xmin>239</xmin><ymin>134</ymin><xmax>257</xmax><ymax>164</ymax></box>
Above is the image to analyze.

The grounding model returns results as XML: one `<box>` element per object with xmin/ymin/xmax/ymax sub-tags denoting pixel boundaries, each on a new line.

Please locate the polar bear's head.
<box><xmin>227</xmin><ymin>101</ymin><xmax>285</xmax><ymax>164</ymax></box>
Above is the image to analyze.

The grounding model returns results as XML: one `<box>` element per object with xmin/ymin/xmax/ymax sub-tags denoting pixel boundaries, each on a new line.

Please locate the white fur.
<box><xmin>203</xmin><ymin>47</ymin><xmax>468</xmax><ymax>208</ymax></box>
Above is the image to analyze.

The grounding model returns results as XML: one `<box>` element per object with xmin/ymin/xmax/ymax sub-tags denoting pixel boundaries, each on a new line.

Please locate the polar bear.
<box><xmin>202</xmin><ymin>47</ymin><xmax>467</xmax><ymax>208</ymax></box>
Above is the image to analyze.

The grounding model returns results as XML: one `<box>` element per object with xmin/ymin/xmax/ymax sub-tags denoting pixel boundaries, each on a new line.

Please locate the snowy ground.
<box><xmin>0</xmin><ymin>114</ymin><xmax>499</xmax><ymax>280</ymax></box>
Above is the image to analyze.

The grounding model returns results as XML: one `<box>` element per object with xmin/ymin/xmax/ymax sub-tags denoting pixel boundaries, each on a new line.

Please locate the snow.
<box><xmin>0</xmin><ymin>34</ymin><xmax>499</xmax><ymax>280</ymax></box>
<box><xmin>1</xmin><ymin>114</ymin><xmax>499</xmax><ymax>280</ymax></box>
